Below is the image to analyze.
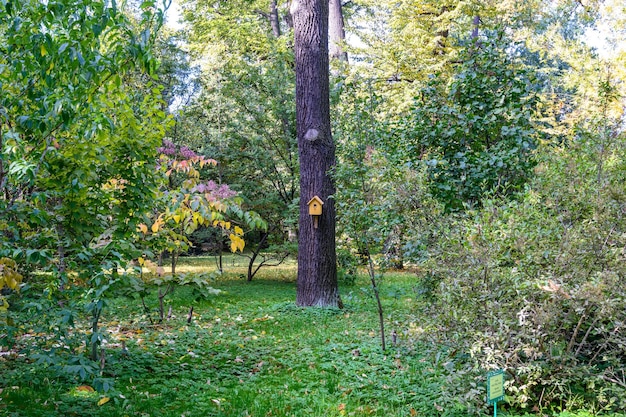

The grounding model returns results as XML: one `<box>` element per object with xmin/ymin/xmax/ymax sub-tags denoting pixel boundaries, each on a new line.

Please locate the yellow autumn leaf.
<box><xmin>234</xmin><ymin>226</ymin><xmax>244</xmax><ymax>236</ymax></box>
<box><xmin>40</xmin><ymin>44</ymin><xmax>47</xmax><ymax>56</ymax></box>
<box><xmin>137</xmin><ymin>223</ymin><xmax>148</xmax><ymax>234</ymax></box>
<box><xmin>137</xmin><ymin>257</ymin><xmax>146</xmax><ymax>266</ymax></box>
<box><xmin>97</xmin><ymin>397</ymin><xmax>110</xmax><ymax>406</ymax></box>
<box><xmin>151</xmin><ymin>220</ymin><xmax>161</xmax><ymax>233</ymax></box>
<box><xmin>0</xmin><ymin>299</ymin><xmax>9</xmax><ymax>311</ymax></box>
<box><xmin>229</xmin><ymin>234</ymin><xmax>245</xmax><ymax>253</ymax></box>
<box><xmin>5</xmin><ymin>275</ymin><xmax>15</xmax><ymax>289</ymax></box>
<box><xmin>224</xmin><ymin>221</ymin><xmax>230</xmax><ymax>230</ymax></box>
<box><xmin>173</xmin><ymin>214</ymin><xmax>181</xmax><ymax>224</ymax></box>
<box><xmin>0</xmin><ymin>258</ymin><xmax>22</xmax><ymax>292</ymax></box>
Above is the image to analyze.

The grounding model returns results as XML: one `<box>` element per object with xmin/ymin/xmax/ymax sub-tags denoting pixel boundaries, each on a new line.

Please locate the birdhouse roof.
<box><xmin>307</xmin><ymin>196</ymin><xmax>324</xmax><ymax>206</ymax></box>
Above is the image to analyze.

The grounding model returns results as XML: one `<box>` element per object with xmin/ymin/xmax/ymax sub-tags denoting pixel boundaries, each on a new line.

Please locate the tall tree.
<box><xmin>394</xmin><ymin>35</ymin><xmax>542</xmax><ymax>212</ymax></box>
<box><xmin>292</xmin><ymin>0</ymin><xmax>340</xmax><ymax>307</ymax></box>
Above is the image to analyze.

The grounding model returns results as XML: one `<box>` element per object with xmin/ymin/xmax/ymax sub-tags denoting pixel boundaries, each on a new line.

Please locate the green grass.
<box><xmin>0</xmin><ymin>257</ymin><xmax>622</xmax><ymax>416</ymax></box>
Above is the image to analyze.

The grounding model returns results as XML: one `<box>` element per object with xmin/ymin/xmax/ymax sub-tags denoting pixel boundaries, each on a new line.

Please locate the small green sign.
<box><xmin>487</xmin><ymin>369</ymin><xmax>505</xmax><ymax>404</ymax></box>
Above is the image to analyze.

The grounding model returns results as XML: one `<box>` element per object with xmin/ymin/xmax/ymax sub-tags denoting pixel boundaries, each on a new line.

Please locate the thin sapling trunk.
<box><xmin>365</xmin><ymin>244</ymin><xmax>386</xmax><ymax>351</ymax></box>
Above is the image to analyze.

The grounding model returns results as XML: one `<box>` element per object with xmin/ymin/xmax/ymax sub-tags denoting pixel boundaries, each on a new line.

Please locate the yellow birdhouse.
<box><xmin>307</xmin><ymin>196</ymin><xmax>323</xmax><ymax>216</ymax></box>
<box><xmin>307</xmin><ymin>196</ymin><xmax>323</xmax><ymax>228</ymax></box>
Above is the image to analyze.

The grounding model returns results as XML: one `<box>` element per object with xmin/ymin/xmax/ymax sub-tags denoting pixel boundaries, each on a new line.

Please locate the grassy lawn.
<box><xmin>0</xmin><ymin>255</ymin><xmax>621</xmax><ymax>416</ymax></box>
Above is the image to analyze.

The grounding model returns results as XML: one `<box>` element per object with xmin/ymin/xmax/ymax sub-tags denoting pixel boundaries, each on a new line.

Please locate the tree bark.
<box><xmin>292</xmin><ymin>0</ymin><xmax>340</xmax><ymax>307</ymax></box>
<box><xmin>247</xmin><ymin>230</ymin><xmax>269</xmax><ymax>281</ymax></box>
<box><xmin>270</xmin><ymin>0</ymin><xmax>281</xmax><ymax>38</ymax></box>
<box><xmin>329</xmin><ymin>0</ymin><xmax>348</xmax><ymax>62</ymax></box>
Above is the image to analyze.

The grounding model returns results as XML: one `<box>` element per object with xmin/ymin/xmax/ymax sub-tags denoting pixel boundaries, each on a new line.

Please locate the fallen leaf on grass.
<box><xmin>356</xmin><ymin>405</ymin><xmax>376</xmax><ymax>415</ymax></box>
<box><xmin>76</xmin><ymin>385</ymin><xmax>95</xmax><ymax>392</ymax></box>
<box><xmin>97</xmin><ymin>397</ymin><xmax>110</xmax><ymax>406</ymax></box>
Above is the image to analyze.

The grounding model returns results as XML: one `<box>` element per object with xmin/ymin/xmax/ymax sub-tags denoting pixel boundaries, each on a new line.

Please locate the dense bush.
<box><xmin>408</xmin><ymin>143</ymin><xmax>626</xmax><ymax>413</ymax></box>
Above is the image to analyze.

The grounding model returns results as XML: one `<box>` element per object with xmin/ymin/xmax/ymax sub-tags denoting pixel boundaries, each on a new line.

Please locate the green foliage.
<box><xmin>0</xmin><ymin>265</ymin><xmax>440</xmax><ymax>417</ymax></box>
<box><xmin>121</xmin><ymin>267</ymin><xmax>221</xmax><ymax>324</ymax></box>
<box><xmin>188</xmin><ymin>226</ymin><xmax>224</xmax><ymax>254</ymax></box>
<box><xmin>411</xmin><ymin>138</ymin><xmax>626</xmax><ymax>412</ymax></box>
<box><xmin>137</xmin><ymin>140</ymin><xmax>266</xmax><ymax>276</ymax></box>
<box><xmin>1</xmin><ymin>276</ymin><xmax>108</xmax><ymax>388</ymax></box>
<box><xmin>0</xmin><ymin>0</ymin><xmax>169</xmax><ymax>365</ymax></box>
<box><xmin>3</xmin><ymin>258</ymin><xmax>626</xmax><ymax>416</ymax></box>
<box><xmin>0</xmin><ymin>0</ymin><xmax>623</xmax><ymax>414</ymax></box>
<box><xmin>336</xmin><ymin>248</ymin><xmax>358</xmax><ymax>286</ymax></box>
<box><xmin>0</xmin><ymin>0</ymin><xmax>167</xmax><ymax>274</ymax></box>
<box><xmin>175</xmin><ymin>0</ymin><xmax>298</xmax><ymax>248</ymax></box>
<box><xmin>396</xmin><ymin>34</ymin><xmax>542</xmax><ymax>211</ymax></box>
<box><xmin>378</xmin><ymin>30</ymin><xmax>626</xmax><ymax>410</ymax></box>
<box><xmin>348</xmin><ymin>0</ymin><xmax>603</xmax><ymax>89</ymax></box>
<box><xmin>333</xmin><ymin>77</ymin><xmax>396</xmax><ymax>260</ymax></box>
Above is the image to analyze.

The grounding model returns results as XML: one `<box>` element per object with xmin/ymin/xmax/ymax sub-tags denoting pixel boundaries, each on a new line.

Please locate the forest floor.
<box><xmin>0</xmin><ymin>255</ymin><xmax>622</xmax><ymax>417</ymax></box>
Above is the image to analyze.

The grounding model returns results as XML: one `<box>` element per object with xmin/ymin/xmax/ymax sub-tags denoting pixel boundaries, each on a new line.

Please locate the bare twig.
<box><xmin>603</xmin><ymin>369</ymin><xmax>626</xmax><ymax>389</ymax></box>
<box><xmin>575</xmin><ymin>316</ymin><xmax>599</xmax><ymax>357</ymax></box>
<box><xmin>567</xmin><ymin>308</ymin><xmax>587</xmax><ymax>354</ymax></box>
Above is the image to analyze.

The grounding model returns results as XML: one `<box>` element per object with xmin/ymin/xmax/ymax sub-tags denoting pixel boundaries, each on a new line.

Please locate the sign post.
<box><xmin>487</xmin><ymin>369</ymin><xmax>505</xmax><ymax>417</ymax></box>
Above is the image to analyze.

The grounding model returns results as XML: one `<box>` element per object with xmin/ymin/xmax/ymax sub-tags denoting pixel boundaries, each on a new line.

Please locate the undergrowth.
<box><xmin>0</xmin><ymin>259</ymin><xmax>624</xmax><ymax>416</ymax></box>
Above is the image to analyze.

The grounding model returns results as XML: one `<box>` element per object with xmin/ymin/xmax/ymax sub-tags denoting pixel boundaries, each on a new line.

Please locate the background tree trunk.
<box><xmin>270</xmin><ymin>0</ymin><xmax>281</xmax><ymax>38</ymax></box>
<box><xmin>329</xmin><ymin>0</ymin><xmax>348</xmax><ymax>62</ymax></box>
<box><xmin>292</xmin><ymin>0</ymin><xmax>340</xmax><ymax>307</ymax></box>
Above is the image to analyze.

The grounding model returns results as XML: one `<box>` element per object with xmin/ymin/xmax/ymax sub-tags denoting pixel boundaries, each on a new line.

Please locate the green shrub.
<box><xmin>399</xmin><ymin>130</ymin><xmax>626</xmax><ymax>412</ymax></box>
<box><xmin>336</xmin><ymin>248</ymin><xmax>359</xmax><ymax>286</ymax></box>
<box><xmin>413</xmin><ymin>179</ymin><xmax>626</xmax><ymax>413</ymax></box>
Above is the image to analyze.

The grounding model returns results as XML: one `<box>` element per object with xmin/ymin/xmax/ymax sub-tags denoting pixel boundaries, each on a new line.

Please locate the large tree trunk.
<box><xmin>292</xmin><ymin>0</ymin><xmax>340</xmax><ymax>307</ymax></box>
<box><xmin>329</xmin><ymin>0</ymin><xmax>348</xmax><ymax>62</ymax></box>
